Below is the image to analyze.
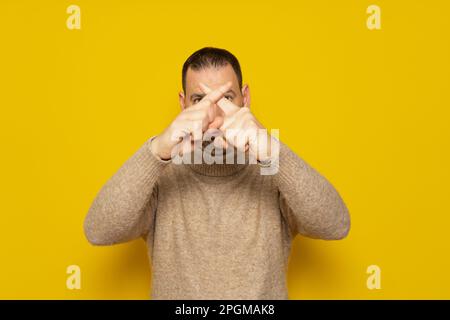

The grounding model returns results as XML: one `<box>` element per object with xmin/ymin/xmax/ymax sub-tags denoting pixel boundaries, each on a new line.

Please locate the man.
<box><xmin>84</xmin><ymin>47</ymin><xmax>350</xmax><ymax>299</ymax></box>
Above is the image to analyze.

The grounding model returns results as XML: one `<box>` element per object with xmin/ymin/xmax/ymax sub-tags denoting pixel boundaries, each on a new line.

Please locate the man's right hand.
<box><xmin>151</xmin><ymin>81</ymin><xmax>232</xmax><ymax>160</ymax></box>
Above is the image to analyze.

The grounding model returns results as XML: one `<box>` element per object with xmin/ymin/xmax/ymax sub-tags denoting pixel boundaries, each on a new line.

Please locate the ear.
<box><xmin>179</xmin><ymin>91</ymin><xmax>186</xmax><ymax>111</ymax></box>
<box><xmin>241</xmin><ymin>84</ymin><xmax>251</xmax><ymax>108</ymax></box>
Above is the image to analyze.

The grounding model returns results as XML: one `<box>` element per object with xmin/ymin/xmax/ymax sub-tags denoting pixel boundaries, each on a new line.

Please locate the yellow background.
<box><xmin>1</xmin><ymin>0</ymin><xmax>449</xmax><ymax>299</ymax></box>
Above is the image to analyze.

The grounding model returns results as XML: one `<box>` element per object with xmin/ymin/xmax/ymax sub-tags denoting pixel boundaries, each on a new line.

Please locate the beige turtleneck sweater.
<box><xmin>84</xmin><ymin>136</ymin><xmax>350</xmax><ymax>299</ymax></box>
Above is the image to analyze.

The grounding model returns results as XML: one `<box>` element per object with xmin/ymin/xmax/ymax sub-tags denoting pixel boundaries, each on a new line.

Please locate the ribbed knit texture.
<box><xmin>84</xmin><ymin>137</ymin><xmax>350</xmax><ymax>299</ymax></box>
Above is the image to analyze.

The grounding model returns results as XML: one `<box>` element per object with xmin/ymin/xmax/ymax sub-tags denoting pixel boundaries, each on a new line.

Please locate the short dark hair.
<box><xmin>182</xmin><ymin>47</ymin><xmax>242</xmax><ymax>93</ymax></box>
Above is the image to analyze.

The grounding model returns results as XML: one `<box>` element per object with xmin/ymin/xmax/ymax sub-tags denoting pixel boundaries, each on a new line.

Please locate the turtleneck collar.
<box><xmin>187</xmin><ymin>162</ymin><xmax>247</xmax><ymax>177</ymax></box>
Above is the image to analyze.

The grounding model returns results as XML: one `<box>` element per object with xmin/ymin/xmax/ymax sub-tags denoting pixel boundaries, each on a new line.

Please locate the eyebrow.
<box><xmin>190</xmin><ymin>90</ymin><xmax>236</xmax><ymax>101</ymax></box>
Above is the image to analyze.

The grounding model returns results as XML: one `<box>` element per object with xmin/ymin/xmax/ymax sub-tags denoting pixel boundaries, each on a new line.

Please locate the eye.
<box><xmin>225</xmin><ymin>95</ymin><xmax>233</xmax><ymax>101</ymax></box>
<box><xmin>193</xmin><ymin>98</ymin><xmax>201</xmax><ymax>104</ymax></box>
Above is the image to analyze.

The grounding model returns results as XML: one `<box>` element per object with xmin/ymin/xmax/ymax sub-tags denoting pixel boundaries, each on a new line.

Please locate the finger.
<box><xmin>199</xmin><ymin>82</ymin><xmax>240</xmax><ymax>116</ymax></box>
<box><xmin>235</xmin><ymin>130</ymin><xmax>248</xmax><ymax>152</ymax></box>
<box><xmin>220</xmin><ymin>108</ymin><xmax>244</xmax><ymax>131</ymax></box>
<box><xmin>190</xmin><ymin>100</ymin><xmax>215</xmax><ymax>123</ymax></box>
<box><xmin>190</xmin><ymin>120</ymin><xmax>203</xmax><ymax>142</ymax></box>
<box><xmin>222</xmin><ymin>111</ymin><xmax>251</xmax><ymax>148</ymax></box>
<box><xmin>199</xmin><ymin>81</ymin><xmax>232</xmax><ymax>105</ymax></box>
<box><xmin>177</xmin><ymin>120</ymin><xmax>203</xmax><ymax>157</ymax></box>
<box><xmin>243</xmin><ymin>124</ymin><xmax>258</xmax><ymax>153</ymax></box>
<box><xmin>183</xmin><ymin>109</ymin><xmax>207</xmax><ymax>121</ymax></box>
<box><xmin>220</xmin><ymin>111</ymin><xmax>238</xmax><ymax>131</ymax></box>
<box><xmin>192</xmin><ymin>82</ymin><xmax>231</xmax><ymax>123</ymax></box>
<box><xmin>179</xmin><ymin>135</ymin><xmax>193</xmax><ymax>156</ymax></box>
<box><xmin>218</xmin><ymin>98</ymin><xmax>240</xmax><ymax>117</ymax></box>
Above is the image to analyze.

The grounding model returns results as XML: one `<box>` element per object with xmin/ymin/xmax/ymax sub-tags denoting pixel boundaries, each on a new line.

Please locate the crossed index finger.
<box><xmin>192</xmin><ymin>81</ymin><xmax>233</xmax><ymax>111</ymax></box>
<box><xmin>198</xmin><ymin>82</ymin><xmax>240</xmax><ymax>116</ymax></box>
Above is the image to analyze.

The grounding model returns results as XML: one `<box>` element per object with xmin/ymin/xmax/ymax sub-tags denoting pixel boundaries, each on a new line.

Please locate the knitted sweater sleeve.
<box><xmin>274</xmin><ymin>141</ymin><xmax>350</xmax><ymax>240</ymax></box>
<box><xmin>83</xmin><ymin>137</ymin><xmax>170</xmax><ymax>246</ymax></box>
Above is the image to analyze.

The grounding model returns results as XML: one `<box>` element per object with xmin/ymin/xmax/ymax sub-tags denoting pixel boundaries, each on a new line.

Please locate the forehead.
<box><xmin>185</xmin><ymin>64</ymin><xmax>239</xmax><ymax>93</ymax></box>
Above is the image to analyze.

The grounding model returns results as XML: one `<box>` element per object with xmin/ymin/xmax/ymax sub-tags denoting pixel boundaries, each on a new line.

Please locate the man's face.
<box><xmin>179</xmin><ymin>64</ymin><xmax>250</xmax><ymax>114</ymax></box>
